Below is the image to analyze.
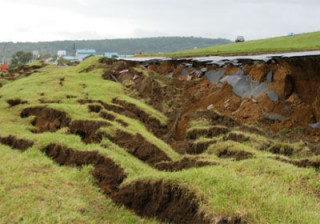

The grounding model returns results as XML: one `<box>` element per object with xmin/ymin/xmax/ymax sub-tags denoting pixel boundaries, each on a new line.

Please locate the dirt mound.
<box><xmin>111</xmin><ymin>130</ymin><xmax>171</xmax><ymax>165</ymax></box>
<box><xmin>7</xmin><ymin>99</ymin><xmax>28</xmax><ymax>107</ymax></box>
<box><xmin>69</xmin><ymin>120</ymin><xmax>110</xmax><ymax>144</ymax></box>
<box><xmin>0</xmin><ymin>135</ymin><xmax>34</xmax><ymax>151</ymax></box>
<box><xmin>113</xmin><ymin>180</ymin><xmax>214</xmax><ymax>224</ymax></box>
<box><xmin>187</xmin><ymin>126</ymin><xmax>229</xmax><ymax>140</ymax></box>
<box><xmin>154</xmin><ymin>157</ymin><xmax>216</xmax><ymax>171</ymax></box>
<box><xmin>214</xmin><ymin>148</ymin><xmax>254</xmax><ymax>161</ymax></box>
<box><xmin>42</xmin><ymin>144</ymin><xmax>126</xmax><ymax>194</ymax></box>
<box><xmin>21</xmin><ymin>107</ymin><xmax>71</xmax><ymax>132</ymax></box>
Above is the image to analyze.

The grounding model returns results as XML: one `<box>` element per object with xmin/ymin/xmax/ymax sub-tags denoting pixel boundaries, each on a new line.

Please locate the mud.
<box><xmin>154</xmin><ymin>157</ymin><xmax>216</xmax><ymax>171</ymax></box>
<box><xmin>42</xmin><ymin>144</ymin><xmax>126</xmax><ymax>194</ymax></box>
<box><xmin>113</xmin><ymin>180</ymin><xmax>215</xmax><ymax>224</ymax></box>
<box><xmin>69</xmin><ymin>120</ymin><xmax>110</xmax><ymax>144</ymax></box>
<box><xmin>21</xmin><ymin>107</ymin><xmax>71</xmax><ymax>132</ymax></box>
<box><xmin>7</xmin><ymin>99</ymin><xmax>28</xmax><ymax>107</ymax></box>
<box><xmin>0</xmin><ymin>135</ymin><xmax>34</xmax><ymax>151</ymax></box>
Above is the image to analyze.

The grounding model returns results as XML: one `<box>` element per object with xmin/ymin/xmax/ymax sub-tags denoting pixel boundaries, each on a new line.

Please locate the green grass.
<box><xmin>0</xmin><ymin>146</ymin><xmax>157</xmax><ymax>224</ymax></box>
<box><xmin>150</xmin><ymin>31</ymin><xmax>320</xmax><ymax>57</ymax></box>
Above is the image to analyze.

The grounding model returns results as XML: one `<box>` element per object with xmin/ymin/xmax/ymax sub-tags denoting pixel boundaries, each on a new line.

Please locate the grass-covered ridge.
<box><xmin>155</xmin><ymin>31</ymin><xmax>320</xmax><ymax>57</ymax></box>
<box><xmin>0</xmin><ymin>58</ymin><xmax>319</xmax><ymax>223</ymax></box>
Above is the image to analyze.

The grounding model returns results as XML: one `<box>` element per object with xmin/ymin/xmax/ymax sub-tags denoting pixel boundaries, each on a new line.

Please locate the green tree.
<box><xmin>10</xmin><ymin>51</ymin><xmax>33</xmax><ymax>67</ymax></box>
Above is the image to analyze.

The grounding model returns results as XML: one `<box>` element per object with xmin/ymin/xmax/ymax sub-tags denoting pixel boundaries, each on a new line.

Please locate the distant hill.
<box><xmin>0</xmin><ymin>37</ymin><xmax>230</xmax><ymax>59</ymax></box>
<box><xmin>163</xmin><ymin>31</ymin><xmax>320</xmax><ymax>57</ymax></box>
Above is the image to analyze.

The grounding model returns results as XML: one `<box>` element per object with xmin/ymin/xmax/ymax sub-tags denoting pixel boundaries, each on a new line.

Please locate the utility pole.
<box><xmin>1</xmin><ymin>42</ymin><xmax>8</xmax><ymax>64</ymax></box>
<box><xmin>73</xmin><ymin>42</ymin><xmax>76</xmax><ymax>56</ymax></box>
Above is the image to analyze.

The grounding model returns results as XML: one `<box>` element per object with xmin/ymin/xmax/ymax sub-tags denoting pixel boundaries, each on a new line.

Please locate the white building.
<box><xmin>32</xmin><ymin>50</ymin><xmax>40</xmax><ymax>60</ymax></box>
<box><xmin>57</xmin><ymin>50</ymin><xmax>67</xmax><ymax>57</ymax></box>
<box><xmin>104</xmin><ymin>52</ymin><xmax>119</xmax><ymax>58</ymax></box>
<box><xmin>76</xmin><ymin>49</ymin><xmax>97</xmax><ymax>61</ymax></box>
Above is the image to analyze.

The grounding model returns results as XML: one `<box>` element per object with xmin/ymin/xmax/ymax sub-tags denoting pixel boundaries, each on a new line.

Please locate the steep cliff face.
<box><xmin>277</xmin><ymin>56</ymin><xmax>320</xmax><ymax>121</ymax></box>
<box><xmin>139</xmin><ymin>55</ymin><xmax>320</xmax><ymax>140</ymax></box>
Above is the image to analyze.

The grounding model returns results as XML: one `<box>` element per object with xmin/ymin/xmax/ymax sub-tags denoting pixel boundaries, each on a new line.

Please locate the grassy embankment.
<box><xmin>0</xmin><ymin>57</ymin><xmax>319</xmax><ymax>223</ymax></box>
<box><xmin>145</xmin><ymin>31</ymin><xmax>320</xmax><ymax>57</ymax></box>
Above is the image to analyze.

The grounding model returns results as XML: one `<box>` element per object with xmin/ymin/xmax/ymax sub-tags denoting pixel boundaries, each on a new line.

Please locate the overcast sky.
<box><xmin>1</xmin><ymin>0</ymin><xmax>319</xmax><ymax>42</ymax></box>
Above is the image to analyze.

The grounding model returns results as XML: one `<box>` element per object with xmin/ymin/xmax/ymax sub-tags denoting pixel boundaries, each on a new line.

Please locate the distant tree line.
<box><xmin>10</xmin><ymin>51</ymin><xmax>32</xmax><ymax>67</ymax></box>
<box><xmin>0</xmin><ymin>37</ymin><xmax>231</xmax><ymax>60</ymax></box>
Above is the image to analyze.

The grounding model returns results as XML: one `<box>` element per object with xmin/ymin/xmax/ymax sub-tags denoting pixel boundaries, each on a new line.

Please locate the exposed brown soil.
<box><xmin>187</xmin><ymin>140</ymin><xmax>217</xmax><ymax>154</ymax></box>
<box><xmin>112</xmin><ymin>98</ymin><xmax>166</xmax><ymax>132</ymax></box>
<box><xmin>0</xmin><ymin>135</ymin><xmax>34</xmax><ymax>151</ymax></box>
<box><xmin>234</xmin><ymin>125</ymin><xmax>266</xmax><ymax>136</ymax></box>
<box><xmin>101</xmin><ymin>102</ymin><xmax>126</xmax><ymax>114</ymax></box>
<box><xmin>224</xmin><ymin>133</ymin><xmax>250</xmax><ymax>143</ymax></box>
<box><xmin>137</xmin><ymin>56</ymin><xmax>320</xmax><ymax>141</ymax></box>
<box><xmin>69</xmin><ymin>120</ymin><xmax>110</xmax><ymax>144</ymax></box>
<box><xmin>274</xmin><ymin>156</ymin><xmax>320</xmax><ymax>169</ymax></box>
<box><xmin>110</xmin><ymin>130</ymin><xmax>171</xmax><ymax>165</ymax></box>
<box><xmin>42</xmin><ymin>144</ymin><xmax>126</xmax><ymax>194</ymax></box>
<box><xmin>42</xmin><ymin>142</ymin><xmax>221</xmax><ymax>224</ymax></box>
<box><xmin>4</xmin><ymin>64</ymin><xmax>44</xmax><ymax>80</ymax></box>
<box><xmin>99</xmin><ymin>110</ymin><xmax>116</xmax><ymax>121</ymax></box>
<box><xmin>305</xmin><ymin>141</ymin><xmax>320</xmax><ymax>155</ymax></box>
<box><xmin>39</xmin><ymin>99</ymin><xmax>62</xmax><ymax>104</ymax></box>
<box><xmin>268</xmin><ymin>144</ymin><xmax>295</xmax><ymax>156</ymax></box>
<box><xmin>214</xmin><ymin>148</ymin><xmax>254</xmax><ymax>161</ymax></box>
<box><xmin>59</xmin><ymin>77</ymin><xmax>65</xmax><ymax>86</ymax></box>
<box><xmin>21</xmin><ymin>107</ymin><xmax>71</xmax><ymax>132</ymax></box>
<box><xmin>116</xmin><ymin>119</ymin><xmax>129</xmax><ymax>127</ymax></box>
<box><xmin>154</xmin><ymin>157</ymin><xmax>216</xmax><ymax>171</ymax></box>
<box><xmin>113</xmin><ymin>180</ymin><xmax>215</xmax><ymax>224</ymax></box>
<box><xmin>88</xmin><ymin>104</ymin><xmax>102</xmax><ymax>113</ymax></box>
<box><xmin>187</xmin><ymin>126</ymin><xmax>229</xmax><ymax>140</ymax></box>
<box><xmin>78</xmin><ymin>99</ymin><xmax>164</xmax><ymax>135</ymax></box>
<box><xmin>7</xmin><ymin>99</ymin><xmax>28</xmax><ymax>107</ymax></box>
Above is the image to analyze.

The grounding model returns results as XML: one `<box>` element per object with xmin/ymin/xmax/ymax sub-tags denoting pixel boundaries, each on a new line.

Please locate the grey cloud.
<box><xmin>4</xmin><ymin>0</ymin><xmax>320</xmax><ymax>41</ymax></box>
